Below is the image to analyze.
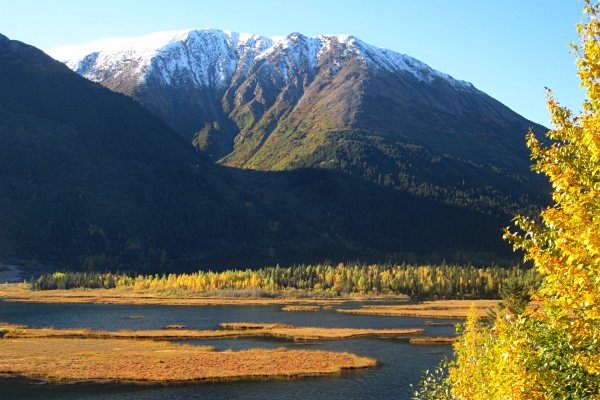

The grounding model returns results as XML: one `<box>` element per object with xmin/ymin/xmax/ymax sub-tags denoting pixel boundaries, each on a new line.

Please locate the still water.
<box><xmin>0</xmin><ymin>301</ymin><xmax>457</xmax><ymax>400</ymax></box>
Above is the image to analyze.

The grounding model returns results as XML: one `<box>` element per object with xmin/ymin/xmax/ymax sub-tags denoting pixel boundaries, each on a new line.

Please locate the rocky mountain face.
<box><xmin>49</xmin><ymin>30</ymin><xmax>547</xmax><ymax>209</ymax></box>
<box><xmin>0</xmin><ymin>33</ymin><xmax>341</xmax><ymax>271</ymax></box>
<box><xmin>36</xmin><ymin>29</ymin><xmax>552</xmax><ymax>267</ymax></box>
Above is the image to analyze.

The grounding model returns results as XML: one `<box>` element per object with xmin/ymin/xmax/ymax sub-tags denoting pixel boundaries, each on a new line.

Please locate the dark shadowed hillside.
<box><xmin>0</xmin><ymin>32</ymin><xmax>549</xmax><ymax>272</ymax></box>
<box><xmin>50</xmin><ymin>29</ymin><xmax>549</xmax><ymax>227</ymax></box>
<box><xmin>0</xmin><ymin>33</ymin><xmax>325</xmax><ymax>271</ymax></box>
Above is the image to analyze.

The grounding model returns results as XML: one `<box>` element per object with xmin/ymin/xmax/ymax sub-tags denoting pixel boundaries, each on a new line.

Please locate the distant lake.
<box><xmin>0</xmin><ymin>301</ymin><xmax>457</xmax><ymax>400</ymax></box>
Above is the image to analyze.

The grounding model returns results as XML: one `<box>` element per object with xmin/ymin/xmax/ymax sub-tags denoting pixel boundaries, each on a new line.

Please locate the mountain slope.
<box><xmin>0</xmin><ymin>33</ymin><xmax>323</xmax><ymax>270</ymax></box>
<box><xmin>49</xmin><ymin>30</ymin><xmax>548</xmax><ymax>216</ymax></box>
<box><xmin>47</xmin><ymin>29</ymin><xmax>478</xmax><ymax>160</ymax></box>
<box><xmin>45</xmin><ymin>29</ymin><xmax>552</xmax><ymax>265</ymax></box>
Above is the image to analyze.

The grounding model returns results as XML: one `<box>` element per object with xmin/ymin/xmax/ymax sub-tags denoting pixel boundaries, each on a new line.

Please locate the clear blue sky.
<box><xmin>1</xmin><ymin>0</ymin><xmax>586</xmax><ymax>126</ymax></box>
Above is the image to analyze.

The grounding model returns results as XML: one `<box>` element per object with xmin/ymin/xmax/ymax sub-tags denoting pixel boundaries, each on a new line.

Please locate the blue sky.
<box><xmin>1</xmin><ymin>0</ymin><xmax>585</xmax><ymax>125</ymax></box>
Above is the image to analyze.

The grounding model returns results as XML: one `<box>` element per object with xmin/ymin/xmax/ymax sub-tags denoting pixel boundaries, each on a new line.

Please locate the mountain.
<box><xmin>0</xmin><ymin>33</ymin><xmax>337</xmax><ymax>271</ymax></box>
<box><xmin>48</xmin><ymin>30</ymin><xmax>484</xmax><ymax>159</ymax></box>
<box><xmin>0</xmin><ymin>30</ymin><xmax>549</xmax><ymax>271</ymax></box>
<box><xmin>49</xmin><ymin>30</ymin><xmax>548</xmax><ymax>217</ymax></box>
<box><xmin>46</xmin><ymin>29</ymin><xmax>551</xmax><ymax>265</ymax></box>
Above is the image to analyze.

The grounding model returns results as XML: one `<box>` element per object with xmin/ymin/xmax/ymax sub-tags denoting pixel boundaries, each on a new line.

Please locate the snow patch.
<box><xmin>47</xmin><ymin>29</ymin><xmax>474</xmax><ymax>90</ymax></box>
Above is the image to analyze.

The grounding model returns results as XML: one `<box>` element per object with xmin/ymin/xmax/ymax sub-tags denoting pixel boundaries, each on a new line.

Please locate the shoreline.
<box><xmin>0</xmin><ymin>338</ymin><xmax>376</xmax><ymax>384</ymax></box>
<box><xmin>0</xmin><ymin>367</ymin><xmax>374</xmax><ymax>386</ymax></box>
<box><xmin>336</xmin><ymin>300</ymin><xmax>499</xmax><ymax>319</ymax></box>
<box><xmin>0</xmin><ymin>284</ymin><xmax>504</xmax><ymax>320</ymax></box>
<box><xmin>0</xmin><ymin>284</ymin><xmax>411</xmax><ymax>306</ymax></box>
<box><xmin>0</xmin><ymin>322</ymin><xmax>425</xmax><ymax>342</ymax></box>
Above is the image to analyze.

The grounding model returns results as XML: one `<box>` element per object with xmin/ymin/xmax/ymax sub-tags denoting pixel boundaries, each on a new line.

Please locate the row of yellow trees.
<box><xmin>415</xmin><ymin>2</ymin><xmax>600</xmax><ymax>398</ymax></box>
<box><xmin>33</xmin><ymin>263</ymin><xmax>539</xmax><ymax>300</ymax></box>
<box><xmin>123</xmin><ymin>263</ymin><xmax>538</xmax><ymax>299</ymax></box>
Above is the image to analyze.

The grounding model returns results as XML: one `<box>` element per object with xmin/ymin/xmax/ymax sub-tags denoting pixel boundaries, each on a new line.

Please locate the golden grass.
<box><xmin>1</xmin><ymin>325</ymin><xmax>250</xmax><ymax>340</ymax></box>
<box><xmin>0</xmin><ymin>284</ymin><xmax>345</xmax><ymax>306</ymax></box>
<box><xmin>408</xmin><ymin>336</ymin><xmax>458</xmax><ymax>345</ymax></box>
<box><xmin>336</xmin><ymin>300</ymin><xmax>499</xmax><ymax>319</ymax></box>
<box><xmin>164</xmin><ymin>324</ymin><xmax>187</xmax><ymax>330</ymax></box>
<box><xmin>263</xmin><ymin>326</ymin><xmax>424</xmax><ymax>341</ymax></box>
<box><xmin>0</xmin><ymin>338</ymin><xmax>376</xmax><ymax>383</ymax></box>
<box><xmin>424</xmin><ymin>321</ymin><xmax>457</xmax><ymax>326</ymax></box>
<box><xmin>218</xmin><ymin>322</ymin><xmax>294</xmax><ymax>330</ymax></box>
<box><xmin>0</xmin><ymin>323</ymin><xmax>424</xmax><ymax>342</ymax></box>
<box><xmin>281</xmin><ymin>305</ymin><xmax>333</xmax><ymax>312</ymax></box>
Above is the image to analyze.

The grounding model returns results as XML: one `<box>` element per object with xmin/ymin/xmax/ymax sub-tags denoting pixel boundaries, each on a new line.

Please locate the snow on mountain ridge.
<box><xmin>46</xmin><ymin>29</ymin><xmax>473</xmax><ymax>90</ymax></box>
<box><xmin>49</xmin><ymin>30</ymin><xmax>192</xmax><ymax>70</ymax></box>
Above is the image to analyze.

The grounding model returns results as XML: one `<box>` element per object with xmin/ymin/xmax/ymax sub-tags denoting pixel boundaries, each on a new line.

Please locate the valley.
<box><xmin>0</xmin><ymin>294</ymin><xmax>458</xmax><ymax>399</ymax></box>
<box><xmin>1</xmin><ymin>1</ymin><xmax>594</xmax><ymax>396</ymax></box>
<box><xmin>0</xmin><ymin>28</ymin><xmax>550</xmax><ymax>270</ymax></box>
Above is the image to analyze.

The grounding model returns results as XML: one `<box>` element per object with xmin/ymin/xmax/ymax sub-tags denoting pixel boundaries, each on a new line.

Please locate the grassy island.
<box><xmin>281</xmin><ymin>305</ymin><xmax>333</xmax><ymax>312</ymax></box>
<box><xmin>0</xmin><ymin>322</ymin><xmax>424</xmax><ymax>342</ymax></box>
<box><xmin>0</xmin><ymin>338</ymin><xmax>375</xmax><ymax>383</ymax></box>
<box><xmin>336</xmin><ymin>300</ymin><xmax>499</xmax><ymax>319</ymax></box>
<box><xmin>0</xmin><ymin>284</ymin><xmax>347</xmax><ymax>306</ymax></box>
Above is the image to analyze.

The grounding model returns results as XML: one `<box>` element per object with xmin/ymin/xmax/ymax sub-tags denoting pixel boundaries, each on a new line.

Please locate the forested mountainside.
<box><xmin>52</xmin><ymin>29</ymin><xmax>549</xmax><ymax>223</ymax></box>
<box><xmin>0</xmin><ymin>31</ymin><xmax>550</xmax><ymax>271</ymax></box>
<box><xmin>0</xmin><ymin>33</ymin><xmax>335</xmax><ymax>271</ymax></box>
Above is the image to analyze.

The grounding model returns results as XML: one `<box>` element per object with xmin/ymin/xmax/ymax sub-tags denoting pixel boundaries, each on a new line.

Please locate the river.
<box><xmin>0</xmin><ymin>301</ymin><xmax>457</xmax><ymax>400</ymax></box>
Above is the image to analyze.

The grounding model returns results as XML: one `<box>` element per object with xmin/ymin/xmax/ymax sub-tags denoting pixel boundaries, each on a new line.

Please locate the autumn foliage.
<box><xmin>414</xmin><ymin>2</ymin><xmax>600</xmax><ymax>399</ymax></box>
<box><xmin>31</xmin><ymin>263</ymin><xmax>539</xmax><ymax>300</ymax></box>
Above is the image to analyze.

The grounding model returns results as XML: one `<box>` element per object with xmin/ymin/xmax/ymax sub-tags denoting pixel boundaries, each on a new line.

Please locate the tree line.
<box><xmin>414</xmin><ymin>3</ymin><xmax>600</xmax><ymax>397</ymax></box>
<box><xmin>31</xmin><ymin>263</ymin><xmax>540</xmax><ymax>300</ymax></box>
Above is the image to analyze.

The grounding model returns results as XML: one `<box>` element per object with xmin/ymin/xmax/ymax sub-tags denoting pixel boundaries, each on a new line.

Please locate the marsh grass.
<box><xmin>218</xmin><ymin>322</ymin><xmax>294</xmax><ymax>330</ymax></box>
<box><xmin>408</xmin><ymin>336</ymin><xmax>458</xmax><ymax>345</ymax></box>
<box><xmin>164</xmin><ymin>325</ymin><xmax>187</xmax><ymax>330</ymax></box>
<box><xmin>0</xmin><ymin>323</ymin><xmax>424</xmax><ymax>342</ymax></box>
<box><xmin>0</xmin><ymin>338</ymin><xmax>376</xmax><ymax>383</ymax></box>
<box><xmin>0</xmin><ymin>284</ymin><xmax>346</xmax><ymax>306</ymax></box>
<box><xmin>281</xmin><ymin>305</ymin><xmax>323</xmax><ymax>312</ymax></box>
<box><xmin>336</xmin><ymin>300</ymin><xmax>499</xmax><ymax>319</ymax></box>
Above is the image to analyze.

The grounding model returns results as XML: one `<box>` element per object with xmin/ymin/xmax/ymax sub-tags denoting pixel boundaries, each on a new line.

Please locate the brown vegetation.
<box><xmin>336</xmin><ymin>300</ymin><xmax>499</xmax><ymax>319</ymax></box>
<box><xmin>408</xmin><ymin>336</ymin><xmax>458</xmax><ymax>345</ymax></box>
<box><xmin>0</xmin><ymin>284</ymin><xmax>345</xmax><ymax>306</ymax></box>
<box><xmin>264</xmin><ymin>327</ymin><xmax>424</xmax><ymax>341</ymax></box>
<box><xmin>424</xmin><ymin>321</ymin><xmax>457</xmax><ymax>326</ymax></box>
<box><xmin>0</xmin><ymin>323</ymin><xmax>424</xmax><ymax>342</ymax></box>
<box><xmin>281</xmin><ymin>305</ymin><xmax>323</xmax><ymax>312</ymax></box>
<box><xmin>0</xmin><ymin>338</ymin><xmax>375</xmax><ymax>383</ymax></box>
<box><xmin>219</xmin><ymin>322</ymin><xmax>294</xmax><ymax>330</ymax></box>
<box><xmin>164</xmin><ymin>325</ymin><xmax>187</xmax><ymax>330</ymax></box>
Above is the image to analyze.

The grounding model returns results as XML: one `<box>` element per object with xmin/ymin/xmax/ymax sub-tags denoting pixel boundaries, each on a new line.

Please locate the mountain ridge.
<box><xmin>48</xmin><ymin>28</ymin><xmax>473</xmax><ymax>92</ymax></box>
<box><xmin>0</xmin><ymin>33</ymin><xmax>337</xmax><ymax>270</ymax></box>
<box><xmin>0</xmin><ymin>31</ymin><xmax>551</xmax><ymax>270</ymax></box>
<box><xmin>46</xmin><ymin>29</ymin><xmax>550</xmax><ymax>251</ymax></box>
<box><xmin>47</xmin><ymin>29</ymin><xmax>489</xmax><ymax>163</ymax></box>
<box><xmin>47</xmin><ymin>29</ymin><xmax>542</xmax><ymax>168</ymax></box>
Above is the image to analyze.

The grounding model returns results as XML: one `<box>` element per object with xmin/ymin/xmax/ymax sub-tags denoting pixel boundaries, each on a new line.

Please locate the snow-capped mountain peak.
<box><xmin>46</xmin><ymin>28</ymin><xmax>472</xmax><ymax>90</ymax></box>
<box><xmin>49</xmin><ymin>30</ymin><xmax>192</xmax><ymax>75</ymax></box>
